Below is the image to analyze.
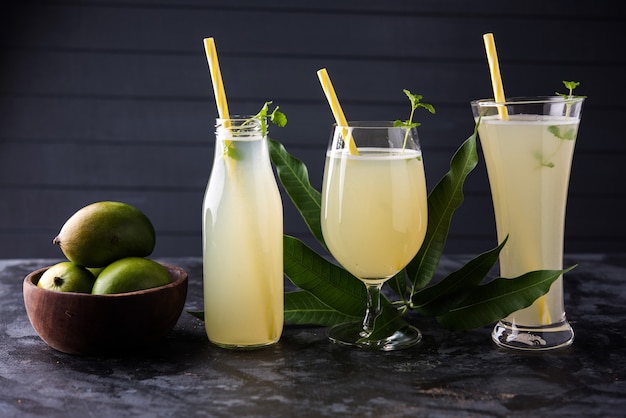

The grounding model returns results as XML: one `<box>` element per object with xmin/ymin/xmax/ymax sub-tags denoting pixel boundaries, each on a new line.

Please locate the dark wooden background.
<box><xmin>1</xmin><ymin>0</ymin><xmax>624</xmax><ymax>260</ymax></box>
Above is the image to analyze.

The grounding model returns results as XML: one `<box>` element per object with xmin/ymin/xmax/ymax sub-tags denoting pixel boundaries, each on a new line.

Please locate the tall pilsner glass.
<box><xmin>471</xmin><ymin>96</ymin><xmax>584</xmax><ymax>351</ymax></box>
<box><xmin>321</xmin><ymin>122</ymin><xmax>428</xmax><ymax>351</ymax></box>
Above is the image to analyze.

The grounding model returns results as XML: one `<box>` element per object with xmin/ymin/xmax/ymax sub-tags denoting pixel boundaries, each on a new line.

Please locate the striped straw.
<box><xmin>483</xmin><ymin>34</ymin><xmax>551</xmax><ymax>324</ymax></box>
<box><xmin>316</xmin><ymin>68</ymin><xmax>359</xmax><ymax>155</ymax></box>
<box><xmin>483</xmin><ymin>33</ymin><xmax>509</xmax><ymax>119</ymax></box>
<box><xmin>203</xmin><ymin>38</ymin><xmax>231</xmax><ymax>125</ymax></box>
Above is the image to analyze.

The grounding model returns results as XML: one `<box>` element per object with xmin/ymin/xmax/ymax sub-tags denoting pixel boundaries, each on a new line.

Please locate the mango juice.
<box><xmin>202</xmin><ymin>121</ymin><xmax>283</xmax><ymax>348</ymax></box>
<box><xmin>321</xmin><ymin>148</ymin><xmax>428</xmax><ymax>283</ymax></box>
<box><xmin>478</xmin><ymin>114</ymin><xmax>579</xmax><ymax>326</ymax></box>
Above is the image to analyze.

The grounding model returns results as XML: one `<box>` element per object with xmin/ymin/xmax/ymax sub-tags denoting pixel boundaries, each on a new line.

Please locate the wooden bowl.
<box><xmin>23</xmin><ymin>262</ymin><xmax>188</xmax><ymax>355</ymax></box>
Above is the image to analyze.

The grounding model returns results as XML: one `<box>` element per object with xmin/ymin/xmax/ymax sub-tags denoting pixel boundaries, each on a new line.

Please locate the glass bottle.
<box><xmin>202</xmin><ymin>116</ymin><xmax>283</xmax><ymax>349</ymax></box>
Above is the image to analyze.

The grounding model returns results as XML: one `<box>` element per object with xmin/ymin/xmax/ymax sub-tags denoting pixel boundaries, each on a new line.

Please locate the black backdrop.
<box><xmin>1</xmin><ymin>0</ymin><xmax>624</xmax><ymax>259</ymax></box>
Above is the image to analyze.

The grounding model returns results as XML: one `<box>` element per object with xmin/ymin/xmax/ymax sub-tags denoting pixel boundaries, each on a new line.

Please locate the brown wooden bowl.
<box><xmin>23</xmin><ymin>262</ymin><xmax>188</xmax><ymax>355</ymax></box>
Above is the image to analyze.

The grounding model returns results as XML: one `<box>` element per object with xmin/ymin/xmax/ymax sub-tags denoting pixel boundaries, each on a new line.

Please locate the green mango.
<box><xmin>53</xmin><ymin>201</ymin><xmax>156</xmax><ymax>268</ymax></box>
<box><xmin>91</xmin><ymin>257</ymin><xmax>170</xmax><ymax>294</ymax></box>
<box><xmin>38</xmin><ymin>261</ymin><xmax>96</xmax><ymax>293</ymax></box>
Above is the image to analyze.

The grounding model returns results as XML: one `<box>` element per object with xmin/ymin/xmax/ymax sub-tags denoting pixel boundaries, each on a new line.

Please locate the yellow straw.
<box><xmin>203</xmin><ymin>37</ymin><xmax>233</xmax><ymax>152</ymax></box>
<box><xmin>483</xmin><ymin>33</ymin><xmax>550</xmax><ymax>324</ymax></box>
<box><xmin>482</xmin><ymin>33</ymin><xmax>508</xmax><ymax>119</ymax></box>
<box><xmin>316</xmin><ymin>68</ymin><xmax>359</xmax><ymax>155</ymax></box>
<box><xmin>204</xmin><ymin>38</ymin><xmax>230</xmax><ymax>120</ymax></box>
<box><xmin>537</xmin><ymin>295</ymin><xmax>552</xmax><ymax>324</ymax></box>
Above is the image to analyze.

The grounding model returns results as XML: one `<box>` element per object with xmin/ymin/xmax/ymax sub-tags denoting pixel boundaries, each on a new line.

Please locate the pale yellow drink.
<box><xmin>321</xmin><ymin>148</ymin><xmax>428</xmax><ymax>283</ymax></box>
<box><xmin>478</xmin><ymin>114</ymin><xmax>579</xmax><ymax>326</ymax></box>
<box><xmin>202</xmin><ymin>119</ymin><xmax>283</xmax><ymax>348</ymax></box>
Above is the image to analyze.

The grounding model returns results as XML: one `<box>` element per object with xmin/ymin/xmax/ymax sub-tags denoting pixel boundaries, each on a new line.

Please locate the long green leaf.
<box><xmin>187</xmin><ymin>310</ymin><xmax>204</xmax><ymax>321</ymax></box>
<box><xmin>283</xmin><ymin>235</ymin><xmax>366</xmax><ymax>317</ymax></box>
<box><xmin>385</xmin><ymin>269</ymin><xmax>408</xmax><ymax>300</ymax></box>
<box><xmin>436</xmin><ymin>266</ymin><xmax>576</xmax><ymax>330</ymax></box>
<box><xmin>411</xmin><ymin>236</ymin><xmax>507</xmax><ymax>317</ymax></box>
<box><xmin>268</xmin><ymin>138</ymin><xmax>325</xmax><ymax>248</ymax></box>
<box><xmin>284</xmin><ymin>290</ymin><xmax>359</xmax><ymax>326</ymax></box>
<box><xmin>406</xmin><ymin>132</ymin><xmax>479</xmax><ymax>292</ymax></box>
<box><xmin>361</xmin><ymin>304</ymin><xmax>411</xmax><ymax>343</ymax></box>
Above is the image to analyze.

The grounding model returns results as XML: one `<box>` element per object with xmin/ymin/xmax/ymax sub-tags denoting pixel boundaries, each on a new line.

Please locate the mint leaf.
<box><xmin>270</xmin><ymin>107</ymin><xmax>287</xmax><ymax>128</ymax></box>
<box><xmin>548</xmin><ymin>125</ymin><xmax>576</xmax><ymax>140</ymax></box>
<box><xmin>250</xmin><ymin>101</ymin><xmax>288</xmax><ymax>137</ymax></box>
<box><xmin>393</xmin><ymin>120</ymin><xmax>421</xmax><ymax>129</ymax></box>
<box><xmin>224</xmin><ymin>143</ymin><xmax>240</xmax><ymax>160</ymax></box>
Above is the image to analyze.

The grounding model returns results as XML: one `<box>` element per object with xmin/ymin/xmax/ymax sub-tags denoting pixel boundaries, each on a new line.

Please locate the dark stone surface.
<box><xmin>1</xmin><ymin>255</ymin><xmax>625</xmax><ymax>417</ymax></box>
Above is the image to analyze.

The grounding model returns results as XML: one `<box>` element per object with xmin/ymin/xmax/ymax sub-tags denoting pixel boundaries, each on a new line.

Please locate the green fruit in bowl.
<box><xmin>38</xmin><ymin>262</ymin><xmax>96</xmax><ymax>293</ymax></box>
<box><xmin>91</xmin><ymin>257</ymin><xmax>171</xmax><ymax>295</ymax></box>
<box><xmin>53</xmin><ymin>201</ymin><xmax>156</xmax><ymax>268</ymax></box>
<box><xmin>87</xmin><ymin>267</ymin><xmax>105</xmax><ymax>278</ymax></box>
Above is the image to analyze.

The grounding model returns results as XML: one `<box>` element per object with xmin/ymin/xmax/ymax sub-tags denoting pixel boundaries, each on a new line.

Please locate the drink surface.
<box><xmin>321</xmin><ymin>148</ymin><xmax>428</xmax><ymax>283</ymax></box>
<box><xmin>478</xmin><ymin>114</ymin><xmax>579</xmax><ymax>325</ymax></box>
<box><xmin>202</xmin><ymin>137</ymin><xmax>283</xmax><ymax>347</ymax></box>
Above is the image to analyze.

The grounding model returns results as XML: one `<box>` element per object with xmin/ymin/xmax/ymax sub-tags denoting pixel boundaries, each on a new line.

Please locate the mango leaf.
<box><xmin>283</xmin><ymin>235</ymin><xmax>368</xmax><ymax>318</ymax></box>
<box><xmin>268</xmin><ymin>138</ymin><xmax>325</xmax><ymax>249</ymax></box>
<box><xmin>406</xmin><ymin>131</ymin><xmax>479</xmax><ymax>293</ymax></box>
<box><xmin>411</xmin><ymin>236</ymin><xmax>507</xmax><ymax>317</ymax></box>
<box><xmin>284</xmin><ymin>290</ymin><xmax>359</xmax><ymax>326</ymax></box>
<box><xmin>359</xmin><ymin>304</ymin><xmax>411</xmax><ymax>343</ymax></box>
<box><xmin>385</xmin><ymin>269</ymin><xmax>408</xmax><ymax>301</ymax></box>
<box><xmin>283</xmin><ymin>236</ymin><xmax>412</xmax><ymax>339</ymax></box>
<box><xmin>187</xmin><ymin>310</ymin><xmax>204</xmax><ymax>321</ymax></box>
<box><xmin>436</xmin><ymin>266</ymin><xmax>577</xmax><ymax>330</ymax></box>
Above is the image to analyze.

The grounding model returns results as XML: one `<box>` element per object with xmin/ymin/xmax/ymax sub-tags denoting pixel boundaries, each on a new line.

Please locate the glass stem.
<box><xmin>362</xmin><ymin>282</ymin><xmax>383</xmax><ymax>335</ymax></box>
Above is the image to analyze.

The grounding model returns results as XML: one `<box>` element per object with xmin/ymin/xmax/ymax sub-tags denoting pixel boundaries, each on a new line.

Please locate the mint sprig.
<box><xmin>556</xmin><ymin>80</ymin><xmax>586</xmax><ymax>99</ymax></box>
<box><xmin>253</xmin><ymin>101</ymin><xmax>288</xmax><ymax>137</ymax></box>
<box><xmin>225</xmin><ymin>101</ymin><xmax>287</xmax><ymax>159</ymax></box>
<box><xmin>393</xmin><ymin>89</ymin><xmax>435</xmax><ymax>151</ymax></box>
<box><xmin>542</xmin><ymin>80</ymin><xmax>584</xmax><ymax>166</ymax></box>
<box><xmin>555</xmin><ymin>80</ymin><xmax>586</xmax><ymax>121</ymax></box>
<box><xmin>393</xmin><ymin>89</ymin><xmax>436</xmax><ymax>129</ymax></box>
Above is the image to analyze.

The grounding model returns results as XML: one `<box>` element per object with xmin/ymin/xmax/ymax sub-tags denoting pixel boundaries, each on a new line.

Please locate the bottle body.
<box><xmin>202</xmin><ymin>117</ymin><xmax>283</xmax><ymax>349</ymax></box>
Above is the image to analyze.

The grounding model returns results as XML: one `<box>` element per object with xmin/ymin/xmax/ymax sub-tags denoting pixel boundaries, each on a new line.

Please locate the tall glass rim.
<box><xmin>471</xmin><ymin>96</ymin><xmax>585</xmax><ymax>107</ymax></box>
<box><xmin>332</xmin><ymin>121</ymin><xmax>400</xmax><ymax>129</ymax></box>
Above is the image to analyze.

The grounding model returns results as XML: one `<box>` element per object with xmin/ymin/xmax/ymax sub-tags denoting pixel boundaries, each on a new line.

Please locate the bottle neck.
<box><xmin>213</xmin><ymin>116</ymin><xmax>270</xmax><ymax>164</ymax></box>
<box><xmin>215</xmin><ymin>116</ymin><xmax>266</xmax><ymax>141</ymax></box>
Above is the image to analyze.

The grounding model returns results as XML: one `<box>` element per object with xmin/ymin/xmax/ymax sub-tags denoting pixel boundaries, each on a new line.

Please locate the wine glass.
<box><xmin>320</xmin><ymin>121</ymin><xmax>428</xmax><ymax>350</ymax></box>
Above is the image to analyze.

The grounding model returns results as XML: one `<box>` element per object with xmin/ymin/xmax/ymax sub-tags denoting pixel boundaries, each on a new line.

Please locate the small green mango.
<box><xmin>53</xmin><ymin>201</ymin><xmax>156</xmax><ymax>268</ymax></box>
<box><xmin>38</xmin><ymin>261</ymin><xmax>96</xmax><ymax>293</ymax></box>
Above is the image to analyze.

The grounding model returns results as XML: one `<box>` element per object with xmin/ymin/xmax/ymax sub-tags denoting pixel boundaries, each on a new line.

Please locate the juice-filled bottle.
<box><xmin>202</xmin><ymin>116</ymin><xmax>283</xmax><ymax>349</ymax></box>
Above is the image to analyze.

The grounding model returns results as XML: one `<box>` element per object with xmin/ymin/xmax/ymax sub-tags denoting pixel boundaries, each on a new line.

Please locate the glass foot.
<box><xmin>328</xmin><ymin>322</ymin><xmax>422</xmax><ymax>351</ymax></box>
<box><xmin>492</xmin><ymin>317</ymin><xmax>574</xmax><ymax>351</ymax></box>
